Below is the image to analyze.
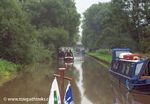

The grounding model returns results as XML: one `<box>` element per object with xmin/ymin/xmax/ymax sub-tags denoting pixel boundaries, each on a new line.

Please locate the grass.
<box><xmin>0</xmin><ymin>59</ymin><xmax>21</xmax><ymax>86</ymax></box>
<box><xmin>88</xmin><ymin>49</ymin><xmax>112</xmax><ymax>63</ymax></box>
<box><xmin>0</xmin><ymin>59</ymin><xmax>20</xmax><ymax>75</ymax></box>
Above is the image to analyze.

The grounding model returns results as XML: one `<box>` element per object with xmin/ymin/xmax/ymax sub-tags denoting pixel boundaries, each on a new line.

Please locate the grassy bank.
<box><xmin>0</xmin><ymin>59</ymin><xmax>21</xmax><ymax>86</ymax></box>
<box><xmin>0</xmin><ymin>59</ymin><xmax>20</xmax><ymax>75</ymax></box>
<box><xmin>88</xmin><ymin>49</ymin><xmax>112</xmax><ymax>64</ymax></box>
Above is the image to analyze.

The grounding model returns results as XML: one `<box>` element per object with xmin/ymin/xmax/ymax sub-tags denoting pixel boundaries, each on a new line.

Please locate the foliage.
<box><xmin>82</xmin><ymin>3</ymin><xmax>112</xmax><ymax>49</ymax></box>
<box><xmin>112</xmin><ymin>0</ymin><xmax>150</xmax><ymax>51</ymax></box>
<box><xmin>82</xmin><ymin>0</ymin><xmax>150</xmax><ymax>53</ymax></box>
<box><xmin>0</xmin><ymin>59</ymin><xmax>20</xmax><ymax>75</ymax></box>
<box><xmin>38</xmin><ymin>27</ymin><xmax>69</xmax><ymax>51</ymax></box>
<box><xmin>25</xmin><ymin>0</ymin><xmax>80</xmax><ymax>46</ymax></box>
<box><xmin>0</xmin><ymin>0</ymin><xmax>32</xmax><ymax>63</ymax></box>
<box><xmin>140</xmin><ymin>25</ymin><xmax>150</xmax><ymax>54</ymax></box>
<box><xmin>82</xmin><ymin>2</ymin><xmax>135</xmax><ymax>50</ymax></box>
<box><xmin>0</xmin><ymin>0</ymin><xmax>80</xmax><ymax>64</ymax></box>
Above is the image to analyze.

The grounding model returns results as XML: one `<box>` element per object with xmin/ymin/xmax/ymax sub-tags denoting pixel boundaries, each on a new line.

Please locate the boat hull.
<box><xmin>133</xmin><ymin>84</ymin><xmax>150</xmax><ymax>94</ymax></box>
<box><xmin>110</xmin><ymin>71</ymin><xmax>150</xmax><ymax>94</ymax></box>
<box><xmin>64</xmin><ymin>57</ymin><xmax>74</xmax><ymax>63</ymax></box>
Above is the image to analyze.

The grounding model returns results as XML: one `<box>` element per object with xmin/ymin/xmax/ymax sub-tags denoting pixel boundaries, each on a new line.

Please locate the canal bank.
<box><xmin>0</xmin><ymin>59</ymin><xmax>81</xmax><ymax>104</ymax></box>
<box><xmin>0</xmin><ymin>59</ymin><xmax>21</xmax><ymax>86</ymax></box>
<box><xmin>0</xmin><ymin>61</ymin><xmax>54</xmax><ymax>87</ymax></box>
<box><xmin>0</xmin><ymin>62</ymin><xmax>56</xmax><ymax>104</ymax></box>
<box><xmin>88</xmin><ymin>49</ymin><xmax>111</xmax><ymax>62</ymax></box>
<box><xmin>88</xmin><ymin>50</ymin><xmax>111</xmax><ymax>68</ymax></box>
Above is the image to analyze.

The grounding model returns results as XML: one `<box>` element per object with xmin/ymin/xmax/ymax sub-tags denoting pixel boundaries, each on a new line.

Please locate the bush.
<box><xmin>0</xmin><ymin>59</ymin><xmax>20</xmax><ymax>75</ymax></box>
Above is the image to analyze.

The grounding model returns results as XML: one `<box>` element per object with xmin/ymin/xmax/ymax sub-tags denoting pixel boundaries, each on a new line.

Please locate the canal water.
<box><xmin>0</xmin><ymin>56</ymin><xmax>150</xmax><ymax>104</ymax></box>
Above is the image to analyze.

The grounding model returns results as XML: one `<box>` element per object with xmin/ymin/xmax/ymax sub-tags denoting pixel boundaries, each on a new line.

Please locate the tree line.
<box><xmin>0</xmin><ymin>0</ymin><xmax>80</xmax><ymax>64</ymax></box>
<box><xmin>82</xmin><ymin>0</ymin><xmax>150</xmax><ymax>54</ymax></box>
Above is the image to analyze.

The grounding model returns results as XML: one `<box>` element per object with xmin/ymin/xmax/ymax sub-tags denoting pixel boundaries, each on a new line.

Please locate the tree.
<box><xmin>38</xmin><ymin>27</ymin><xmax>69</xmax><ymax>50</ymax></box>
<box><xmin>0</xmin><ymin>0</ymin><xmax>80</xmax><ymax>64</ymax></box>
<box><xmin>111</xmin><ymin>0</ymin><xmax>150</xmax><ymax>51</ymax></box>
<box><xmin>140</xmin><ymin>25</ymin><xmax>150</xmax><ymax>53</ymax></box>
<box><xmin>82</xmin><ymin>1</ymin><xmax>139</xmax><ymax>50</ymax></box>
<box><xmin>25</xmin><ymin>0</ymin><xmax>80</xmax><ymax>46</ymax></box>
<box><xmin>0</xmin><ymin>0</ymin><xmax>48</xmax><ymax>63</ymax></box>
<box><xmin>82</xmin><ymin>3</ymin><xmax>111</xmax><ymax>50</ymax></box>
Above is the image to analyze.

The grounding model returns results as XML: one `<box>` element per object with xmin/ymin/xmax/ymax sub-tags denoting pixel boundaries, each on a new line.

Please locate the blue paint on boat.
<box><xmin>109</xmin><ymin>48</ymin><xmax>150</xmax><ymax>94</ymax></box>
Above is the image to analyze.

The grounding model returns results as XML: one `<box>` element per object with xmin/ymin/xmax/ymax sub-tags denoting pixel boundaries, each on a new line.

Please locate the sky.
<box><xmin>74</xmin><ymin>0</ymin><xmax>111</xmax><ymax>36</ymax></box>
<box><xmin>75</xmin><ymin>0</ymin><xmax>111</xmax><ymax>15</ymax></box>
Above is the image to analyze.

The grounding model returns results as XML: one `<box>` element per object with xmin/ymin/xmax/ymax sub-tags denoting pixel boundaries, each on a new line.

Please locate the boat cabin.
<box><xmin>110</xmin><ymin>48</ymin><xmax>150</xmax><ymax>92</ymax></box>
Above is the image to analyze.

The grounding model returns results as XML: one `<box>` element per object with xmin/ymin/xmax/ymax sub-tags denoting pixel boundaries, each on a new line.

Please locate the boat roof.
<box><xmin>112</xmin><ymin>48</ymin><xmax>130</xmax><ymax>52</ymax></box>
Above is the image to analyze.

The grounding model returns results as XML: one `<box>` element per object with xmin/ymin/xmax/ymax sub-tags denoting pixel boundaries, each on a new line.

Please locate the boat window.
<box><xmin>118</xmin><ymin>62</ymin><xmax>123</xmax><ymax>73</ymax></box>
<box><xmin>125</xmin><ymin>63</ymin><xmax>131</xmax><ymax>75</ymax></box>
<box><xmin>135</xmin><ymin>63</ymin><xmax>144</xmax><ymax>75</ymax></box>
<box><xmin>112</xmin><ymin>61</ymin><xmax>119</xmax><ymax>71</ymax></box>
<box><xmin>121</xmin><ymin>63</ymin><xmax>126</xmax><ymax>74</ymax></box>
<box><xmin>116</xmin><ymin>51</ymin><xmax>128</xmax><ymax>58</ymax></box>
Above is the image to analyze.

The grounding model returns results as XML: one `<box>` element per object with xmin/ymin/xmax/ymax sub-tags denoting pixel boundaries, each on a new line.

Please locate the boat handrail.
<box><xmin>119</xmin><ymin>59</ymin><xmax>140</xmax><ymax>62</ymax></box>
<box><xmin>109</xmin><ymin>70</ymin><xmax>133</xmax><ymax>80</ymax></box>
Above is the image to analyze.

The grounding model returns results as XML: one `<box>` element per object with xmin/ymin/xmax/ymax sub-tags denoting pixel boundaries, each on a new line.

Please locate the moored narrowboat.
<box><xmin>109</xmin><ymin>48</ymin><xmax>150</xmax><ymax>94</ymax></box>
<box><xmin>64</xmin><ymin>50</ymin><xmax>74</xmax><ymax>63</ymax></box>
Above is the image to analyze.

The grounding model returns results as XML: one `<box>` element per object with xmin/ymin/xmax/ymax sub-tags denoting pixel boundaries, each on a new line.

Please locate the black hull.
<box><xmin>64</xmin><ymin>57</ymin><xmax>74</xmax><ymax>63</ymax></box>
<box><xmin>133</xmin><ymin>84</ymin><xmax>150</xmax><ymax>94</ymax></box>
<box><xmin>110</xmin><ymin>72</ymin><xmax>150</xmax><ymax>95</ymax></box>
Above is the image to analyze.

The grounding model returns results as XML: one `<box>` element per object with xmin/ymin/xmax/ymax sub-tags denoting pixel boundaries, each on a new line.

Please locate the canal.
<box><xmin>0</xmin><ymin>56</ymin><xmax>150</xmax><ymax>104</ymax></box>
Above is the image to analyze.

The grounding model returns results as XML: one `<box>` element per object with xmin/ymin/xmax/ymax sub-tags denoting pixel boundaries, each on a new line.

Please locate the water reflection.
<box><xmin>73</xmin><ymin>56</ymin><xmax>150</xmax><ymax>104</ymax></box>
<box><xmin>0</xmin><ymin>63</ymin><xmax>55</xmax><ymax>104</ymax></box>
<box><xmin>73</xmin><ymin>56</ymin><xmax>112</xmax><ymax>104</ymax></box>
<box><xmin>83</xmin><ymin>56</ymin><xmax>112</xmax><ymax>104</ymax></box>
<box><xmin>111</xmin><ymin>81</ymin><xmax>150</xmax><ymax>104</ymax></box>
<box><xmin>1</xmin><ymin>56</ymin><xmax>150</xmax><ymax>104</ymax></box>
<box><xmin>58</xmin><ymin>57</ymin><xmax>81</xmax><ymax>104</ymax></box>
<box><xmin>74</xmin><ymin>60</ymin><xmax>92</xmax><ymax>104</ymax></box>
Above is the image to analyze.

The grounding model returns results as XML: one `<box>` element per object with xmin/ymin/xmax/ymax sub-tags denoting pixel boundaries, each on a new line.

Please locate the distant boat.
<box><xmin>109</xmin><ymin>48</ymin><xmax>150</xmax><ymax>94</ymax></box>
<box><xmin>64</xmin><ymin>52</ymin><xmax>74</xmax><ymax>63</ymax></box>
<box><xmin>58</xmin><ymin>51</ymin><xmax>65</xmax><ymax>60</ymax></box>
<box><xmin>64</xmin><ymin>56</ymin><xmax>74</xmax><ymax>65</ymax></box>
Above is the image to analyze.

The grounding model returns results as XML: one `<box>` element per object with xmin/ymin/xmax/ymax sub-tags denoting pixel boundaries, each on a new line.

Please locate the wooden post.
<box><xmin>59</xmin><ymin>68</ymin><xmax>65</xmax><ymax>104</ymax></box>
<box><xmin>54</xmin><ymin>67</ymin><xmax>73</xmax><ymax>104</ymax></box>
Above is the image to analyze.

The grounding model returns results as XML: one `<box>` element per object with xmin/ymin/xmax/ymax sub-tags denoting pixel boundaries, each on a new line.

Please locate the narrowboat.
<box><xmin>64</xmin><ymin>51</ymin><xmax>74</xmax><ymax>63</ymax></box>
<box><xmin>109</xmin><ymin>48</ymin><xmax>150</xmax><ymax>94</ymax></box>
<box><xmin>64</xmin><ymin>56</ymin><xmax>74</xmax><ymax>68</ymax></box>
<box><xmin>64</xmin><ymin>56</ymin><xmax>74</xmax><ymax>62</ymax></box>
<box><xmin>58</xmin><ymin>50</ymin><xmax>65</xmax><ymax>60</ymax></box>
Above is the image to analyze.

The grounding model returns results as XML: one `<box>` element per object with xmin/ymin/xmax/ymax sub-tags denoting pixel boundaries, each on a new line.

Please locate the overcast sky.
<box><xmin>75</xmin><ymin>0</ymin><xmax>111</xmax><ymax>15</ymax></box>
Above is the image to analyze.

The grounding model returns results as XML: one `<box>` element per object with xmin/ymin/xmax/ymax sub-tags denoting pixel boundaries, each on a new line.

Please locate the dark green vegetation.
<box><xmin>82</xmin><ymin>0</ymin><xmax>150</xmax><ymax>53</ymax></box>
<box><xmin>0</xmin><ymin>0</ymin><xmax>80</xmax><ymax>63</ymax></box>
<box><xmin>0</xmin><ymin>0</ymin><xmax>80</xmax><ymax>74</ymax></box>
<box><xmin>0</xmin><ymin>59</ymin><xmax>20</xmax><ymax>75</ymax></box>
<box><xmin>88</xmin><ymin>49</ymin><xmax>112</xmax><ymax>63</ymax></box>
<box><xmin>0</xmin><ymin>59</ymin><xmax>20</xmax><ymax>86</ymax></box>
